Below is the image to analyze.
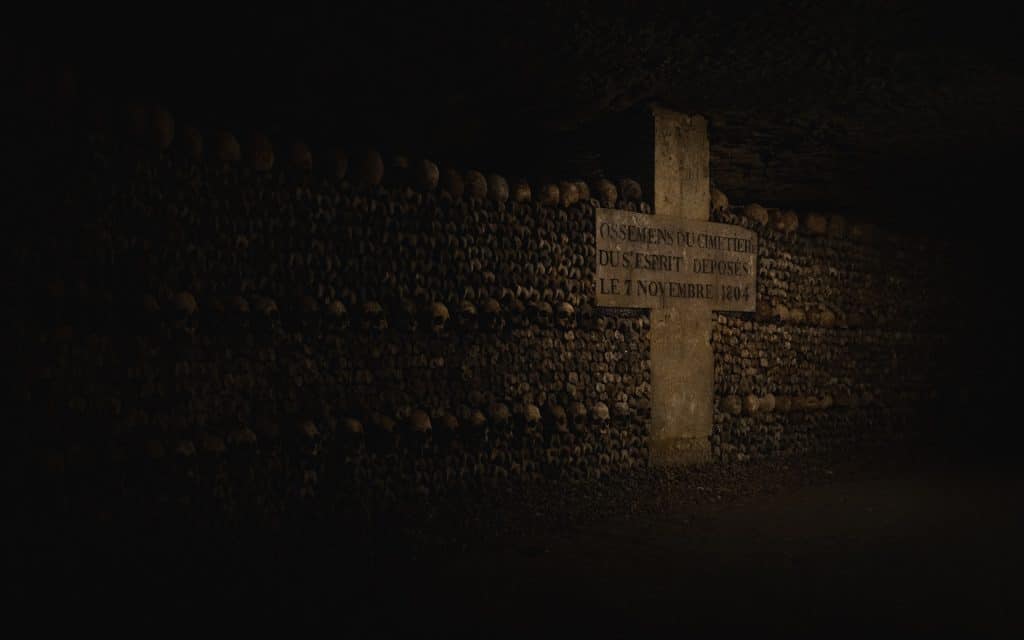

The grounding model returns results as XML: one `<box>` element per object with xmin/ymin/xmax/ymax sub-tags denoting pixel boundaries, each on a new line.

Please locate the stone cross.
<box><xmin>595</xmin><ymin>105</ymin><xmax>757</xmax><ymax>465</ymax></box>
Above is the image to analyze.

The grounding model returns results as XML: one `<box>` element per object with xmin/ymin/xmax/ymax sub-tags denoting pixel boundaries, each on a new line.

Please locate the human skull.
<box><xmin>174</xmin><ymin>440</ymin><xmax>196</xmax><ymax>458</ymax></box>
<box><xmin>488</xmin><ymin>402</ymin><xmax>512</xmax><ymax>429</ymax></box>
<box><xmin>227</xmin><ymin>425</ymin><xmax>258</xmax><ymax>448</ymax></box>
<box><xmin>429</xmin><ymin>302</ymin><xmax>450</xmax><ymax>334</ymax></box>
<box><xmin>213</xmin><ymin>131</ymin><xmax>240</xmax><ymax>164</ymax></box>
<box><xmin>289</xmin><ymin>140</ymin><xmax>313</xmax><ymax>172</ymax></box>
<box><xmin>772</xmin><ymin>210</ymin><xmax>799</xmax><ymax>233</ymax></box>
<box><xmin>298</xmin><ymin>419</ymin><xmax>319</xmax><ymax>440</ymax></box>
<box><xmin>487</xmin><ymin>174</ymin><xmax>509</xmax><ymax>202</ymax></box>
<box><xmin>298</xmin><ymin>295</ymin><xmax>319</xmax><ymax>314</ymax></box>
<box><xmin>635</xmin><ymin>397</ymin><xmax>652</xmax><ymax>420</ymax></box>
<box><xmin>568</xmin><ymin>401</ymin><xmax>588</xmax><ymax>432</ymax></box>
<box><xmin>455</xmin><ymin>299</ymin><xmax>477</xmax><ymax>330</ymax></box>
<box><xmin>577</xmin><ymin>303</ymin><xmax>594</xmax><ymax>329</ymax></box>
<box><xmin>547</xmin><ymin>404</ymin><xmax>569</xmax><ymax>434</ymax></box>
<box><xmin>327</xmin><ymin>300</ymin><xmax>348</xmax><ymax>329</ymax></box>
<box><xmin>342</xmin><ymin>417</ymin><xmax>364</xmax><ymax>435</ymax></box>
<box><xmin>245</xmin><ymin>132</ymin><xmax>275</xmax><ymax>171</ymax></box>
<box><xmin>171</xmin><ymin>291</ymin><xmax>198</xmax><ymax>316</ymax></box>
<box><xmin>710</xmin><ymin>188</ymin><xmax>730</xmax><ymax>213</ymax></box>
<box><xmin>850</xmin><ymin>222</ymin><xmax>876</xmax><ymax>243</ymax></box>
<box><xmin>351</xmin><ymin>148</ymin><xmax>384</xmax><ymax>186</ymax></box>
<box><xmin>522</xmin><ymin>404</ymin><xmax>542</xmax><ymax>432</ymax></box>
<box><xmin>145</xmin><ymin>439</ymin><xmax>165</xmax><ymax>461</ymax></box>
<box><xmin>412</xmin><ymin>158</ymin><xmax>439</xmax><ymax>192</ymax></box>
<box><xmin>720</xmin><ymin>395</ymin><xmax>742</xmax><ymax>415</ymax></box>
<box><xmin>827</xmin><ymin>214</ymin><xmax>847</xmax><ymax>239</ymax></box>
<box><xmin>180</xmin><ymin>125</ymin><xmax>203</xmax><ymax>160</ymax></box>
<box><xmin>772</xmin><ymin>303</ymin><xmax>791</xmax><ymax>323</ymax></box>
<box><xmin>141</xmin><ymin>294</ymin><xmax>160</xmax><ymax>313</ymax></box>
<box><xmin>617</xmin><ymin>178</ymin><xmax>642</xmax><ymax>202</ymax></box>
<box><xmin>558</xmin><ymin>181</ymin><xmax>580</xmax><ymax>207</ymax></box>
<box><xmin>397</xmin><ymin>300</ymin><xmax>418</xmax><ymax>332</ymax></box>
<box><xmin>438</xmin><ymin>413</ymin><xmax>459</xmax><ymax>433</ymax></box>
<box><xmin>199</xmin><ymin>432</ymin><xmax>226</xmax><ymax>455</ymax></box>
<box><xmin>124</xmin><ymin>103</ymin><xmax>149</xmax><ymax>143</ymax></box>
<box><xmin>783</xmin><ymin>211</ymin><xmax>800</xmax><ymax>232</ymax></box>
<box><xmin>327</xmin><ymin>148</ymin><xmax>348</xmax><ymax>180</ymax></box>
<box><xmin>407</xmin><ymin>410</ymin><xmax>432</xmax><ymax>433</ymax></box>
<box><xmin>360</xmin><ymin>301</ymin><xmax>387</xmax><ymax>331</ymax></box>
<box><xmin>440</xmin><ymin>168</ymin><xmax>464</xmax><ymax>198</ymax></box>
<box><xmin>613</xmin><ymin>402</ymin><xmax>631</xmax><ymax>422</ymax></box>
<box><xmin>536</xmin><ymin>183</ymin><xmax>560</xmax><ymax>207</ymax></box>
<box><xmin>834</xmin><ymin>390</ymin><xmax>858</xmax><ymax>409</ymax></box>
<box><xmin>743</xmin><ymin>203</ymin><xmax>769</xmax><ymax>225</ymax></box>
<box><xmin>389</xmin><ymin>154</ymin><xmax>410</xmax><ymax>184</ymax></box>
<box><xmin>480</xmin><ymin>298</ymin><xmax>504</xmax><ymax>331</ymax></box>
<box><xmin>555</xmin><ymin>301</ymin><xmax>575</xmax><ymax>328</ymax></box>
<box><xmin>511</xmin><ymin>179</ymin><xmax>532</xmax><ymax>203</ymax></box>
<box><xmin>742</xmin><ymin>394</ymin><xmax>760</xmax><ymax>415</ymax></box>
<box><xmin>468</xmin><ymin>410</ymin><xmax>487</xmax><ymax>431</ymax></box>
<box><xmin>591</xmin><ymin>402</ymin><xmax>610</xmax><ymax>433</ymax></box>
<box><xmin>591</xmin><ymin>179</ymin><xmax>617</xmax><ymax>207</ymax></box>
<box><xmin>530</xmin><ymin>301</ymin><xmax>552</xmax><ymax>326</ymax></box>
<box><xmin>151</xmin><ymin>105</ymin><xmax>174</xmax><ymax>150</ymax></box>
<box><xmin>252</xmin><ymin>296</ymin><xmax>278</xmax><ymax>316</ymax></box>
<box><xmin>370</xmin><ymin>412</ymin><xmax>396</xmax><ymax>434</ymax></box>
<box><xmin>819</xmin><ymin>309</ymin><xmax>837</xmax><ymax>328</ymax></box>
<box><xmin>464</xmin><ymin>170</ymin><xmax>488</xmax><ymax>199</ymax></box>
<box><xmin>803</xmin><ymin>212</ymin><xmax>828</xmax><ymax>235</ymax></box>
<box><xmin>254</xmin><ymin>417</ymin><xmax>280</xmax><ymax>441</ymax></box>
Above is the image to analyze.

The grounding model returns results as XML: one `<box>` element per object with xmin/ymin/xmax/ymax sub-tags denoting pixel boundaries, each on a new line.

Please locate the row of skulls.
<box><xmin>119</xmin><ymin>399</ymin><xmax>630</xmax><ymax>476</ymax></box>
<box><xmin>711</xmin><ymin>188</ymin><xmax>880</xmax><ymax>243</ymax></box>
<box><xmin>108</xmin><ymin>102</ymin><xmax>646</xmax><ymax>208</ymax></box>
<box><xmin>710</xmin><ymin>192</ymin><xmax>937</xmax><ymax>331</ymax></box>
<box><xmin>718</xmin><ymin>392</ymin><xmax>847</xmax><ymax>416</ymax></box>
<box><xmin>151</xmin><ymin>290</ymin><xmax>586</xmax><ymax>333</ymax></box>
<box><xmin>333</xmin><ymin>400</ymin><xmax>618</xmax><ymax>440</ymax></box>
<box><xmin>712</xmin><ymin>314</ymin><xmax>935</xmax><ymax>403</ymax></box>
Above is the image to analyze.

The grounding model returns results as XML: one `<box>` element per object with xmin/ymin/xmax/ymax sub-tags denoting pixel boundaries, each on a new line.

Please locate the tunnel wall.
<box><xmin>12</xmin><ymin>119</ymin><xmax>951</xmax><ymax>521</ymax></box>
<box><xmin>708</xmin><ymin>208</ymin><xmax>951</xmax><ymax>462</ymax></box>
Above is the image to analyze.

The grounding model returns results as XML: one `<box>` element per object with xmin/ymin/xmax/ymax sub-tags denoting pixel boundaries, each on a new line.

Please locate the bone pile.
<box><xmin>12</xmin><ymin>102</ymin><xmax>952</xmax><ymax>523</ymax></box>
<box><xmin>14</xmin><ymin>104</ymin><xmax>655</xmax><ymax>523</ymax></box>
<box><xmin>708</xmin><ymin>191</ymin><xmax>953</xmax><ymax>462</ymax></box>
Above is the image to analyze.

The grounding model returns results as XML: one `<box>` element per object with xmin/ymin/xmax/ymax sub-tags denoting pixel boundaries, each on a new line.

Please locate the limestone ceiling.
<box><xmin>29</xmin><ymin>1</ymin><xmax>1024</xmax><ymax>222</ymax></box>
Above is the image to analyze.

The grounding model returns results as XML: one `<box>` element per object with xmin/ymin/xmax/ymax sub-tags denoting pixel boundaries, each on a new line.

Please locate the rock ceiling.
<box><xmin>26</xmin><ymin>1</ymin><xmax>1024</xmax><ymax>223</ymax></box>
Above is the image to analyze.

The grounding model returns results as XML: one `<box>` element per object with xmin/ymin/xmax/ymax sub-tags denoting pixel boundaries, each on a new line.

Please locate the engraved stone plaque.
<box><xmin>595</xmin><ymin>208</ymin><xmax>757</xmax><ymax>312</ymax></box>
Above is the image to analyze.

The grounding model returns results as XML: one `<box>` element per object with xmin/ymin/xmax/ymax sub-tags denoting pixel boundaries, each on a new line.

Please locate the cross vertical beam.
<box><xmin>648</xmin><ymin>106</ymin><xmax>713</xmax><ymax>465</ymax></box>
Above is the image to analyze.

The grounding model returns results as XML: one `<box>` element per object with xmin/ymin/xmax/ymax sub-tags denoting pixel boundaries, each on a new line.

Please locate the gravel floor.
<box><xmin>9</xmin><ymin>443</ymin><xmax>1021</xmax><ymax>633</ymax></box>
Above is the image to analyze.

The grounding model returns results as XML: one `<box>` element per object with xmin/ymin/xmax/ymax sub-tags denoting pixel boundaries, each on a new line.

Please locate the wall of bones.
<box><xmin>709</xmin><ymin>203</ymin><xmax>952</xmax><ymax>462</ymax></box>
<box><xmin>13</xmin><ymin>105</ymin><xmax>952</xmax><ymax>519</ymax></box>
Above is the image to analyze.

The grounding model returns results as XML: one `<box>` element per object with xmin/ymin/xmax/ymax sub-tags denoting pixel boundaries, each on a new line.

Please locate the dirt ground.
<box><xmin>9</xmin><ymin>443</ymin><xmax>1022</xmax><ymax>633</ymax></box>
